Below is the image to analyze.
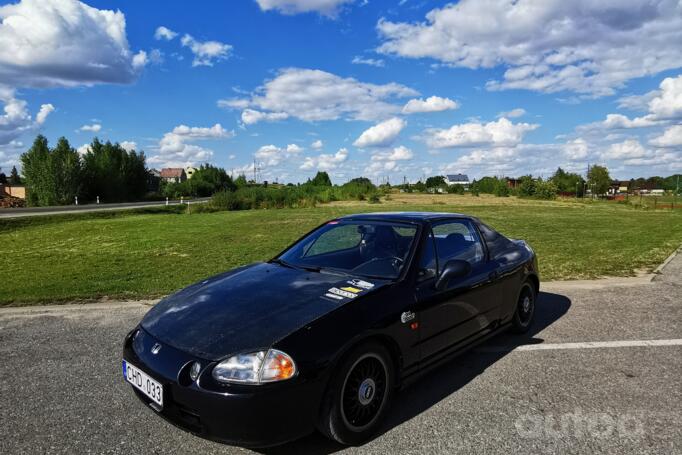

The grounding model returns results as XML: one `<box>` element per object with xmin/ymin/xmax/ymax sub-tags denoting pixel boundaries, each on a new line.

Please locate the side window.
<box><xmin>432</xmin><ymin>220</ymin><xmax>484</xmax><ymax>267</ymax></box>
<box><xmin>417</xmin><ymin>230</ymin><xmax>438</xmax><ymax>280</ymax></box>
<box><xmin>477</xmin><ymin>223</ymin><xmax>513</xmax><ymax>260</ymax></box>
<box><xmin>305</xmin><ymin>224</ymin><xmax>360</xmax><ymax>256</ymax></box>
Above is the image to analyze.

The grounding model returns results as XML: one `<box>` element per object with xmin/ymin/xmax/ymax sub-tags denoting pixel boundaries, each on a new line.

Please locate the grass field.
<box><xmin>1</xmin><ymin>193</ymin><xmax>681</xmax><ymax>305</ymax></box>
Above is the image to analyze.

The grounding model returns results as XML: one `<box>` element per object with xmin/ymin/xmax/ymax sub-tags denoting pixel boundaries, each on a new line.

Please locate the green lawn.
<box><xmin>1</xmin><ymin>195</ymin><xmax>681</xmax><ymax>305</ymax></box>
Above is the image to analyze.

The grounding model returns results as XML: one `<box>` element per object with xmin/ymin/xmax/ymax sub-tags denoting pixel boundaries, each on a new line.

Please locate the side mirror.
<box><xmin>434</xmin><ymin>259</ymin><xmax>471</xmax><ymax>291</ymax></box>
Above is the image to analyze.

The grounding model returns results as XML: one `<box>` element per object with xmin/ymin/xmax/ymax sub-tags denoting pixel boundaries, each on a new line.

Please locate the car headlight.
<box><xmin>212</xmin><ymin>349</ymin><xmax>297</xmax><ymax>384</ymax></box>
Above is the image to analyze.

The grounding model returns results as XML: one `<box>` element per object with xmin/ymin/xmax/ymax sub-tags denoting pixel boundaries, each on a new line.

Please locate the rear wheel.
<box><xmin>511</xmin><ymin>282</ymin><xmax>536</xmax><ymax>333</ymax></box>
<box><xmin>318</xmin><ymin>343</ymin><xmax>394</xmax><ymax>445</ymax></box>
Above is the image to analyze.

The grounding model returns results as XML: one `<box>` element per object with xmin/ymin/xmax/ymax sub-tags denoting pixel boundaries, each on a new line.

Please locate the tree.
<box><xmin>0</xmin><ymin>169</ymin><xmax>6</xmax><ymax>184</ymax></box>
<box><xmin>9</xmin><ymin>166</ymin><xmax>21</xmax><ymax>184</ymax></box>
<box><xmin>550</xmin><ymin>167</ymin><xmax>585</xmax><ymax>194</ymax></box>
<box><xmin>425</xmin><ymin>175</ymin><xmax>446</xmax><ymax>189</ymax></box>
<box><xmin>517</xmin><ymin>175</ymin><xmax>536</xmax><ymax>198</ymax></box>
<box><xmin>185</xmin><ymin>164</ymin><xmax>235</xmax><ymax>196</ymax></box>
<box><xmin>310</xmin><ymin>171</ymin><xmax>332</xmax><ymax>186</ymax></box>
<box><xmin>587</xmin><ymin>165</ymin><xmax>611</xmax><ymax>196</ymax></box>
<box><xmin>21</xmin><ymin>135</ymin><xmax>56</xmax><ymax>206</ymax></box>
<box><xmin>81</xmin><ymin>139</ymin><xmax>147</xmax><ymax>202</ymax></box>
<box><xmin>235</xmin><ymin>174</ymin><xmax>248</xmax><ymax>187</ymax></box>
<box><xmin>51</xmin><ymin>137</ymin><xmax>82</xmax><ymax>205</ymax></box>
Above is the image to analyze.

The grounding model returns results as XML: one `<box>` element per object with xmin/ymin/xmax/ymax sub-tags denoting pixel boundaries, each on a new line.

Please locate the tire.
<box><xmin>511</xmin><ymin>281</ymin><xmax>536</xmax><ymax>333</ymax></box>
<box><xmin>317</xmin><ymin>342</ymin><xmax>394</xmax><ymax>445</ymax></box>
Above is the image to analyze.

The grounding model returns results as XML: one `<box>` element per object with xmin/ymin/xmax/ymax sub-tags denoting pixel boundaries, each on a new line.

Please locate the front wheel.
<box><xmin>318</xmin><ymin>343</ymin><xmax>394</xmax><ymax>445</ymax></box>
<box><xmin>511</xmin><ymin>281</ymin><xmax>536</xmax><ymax>333</ymax></box>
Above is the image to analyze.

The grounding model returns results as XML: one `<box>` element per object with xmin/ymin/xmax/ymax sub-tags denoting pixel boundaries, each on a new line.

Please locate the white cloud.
<box><xmin>497</xmin><ymin>108</ymin><xmax>526</xmax><ymax>119</ymax></box>
<box><xmin>300</xmin><ymin>147</ymin><xmax>348</xmax><ymax>171</ymax></box>
<box><xmin>241</xmin><ymin>109</ymin><xmax>289</xmax><ymax>125</ymax></box>
<box><xmin>35</xmin><ymin>103</ymin><xmax>54</xmax><ymax>125</ymax></box>
<box><xmin>120</xmin><ymin>141</ymin><xmax>137</xmax><ymax>151</ymax></box>
<box><xmin>423</xmin><ymin>117</ymin><xmax>538</xmax><ymax>149</ymax></box>
<box><xmin>563</xmin><ymin>138</ymin><xmax>589</xmax><ymax>160</ymax></box>
<box><xmin>353</xmin><ymin>117</ymin><xmax>406</xmax><ymax>148</ymax></box>
<box><xmin>150</xmin><ymin>123</ymin><xmax>233</xmax><ymax>167</ymax></box>
<box><xmin>650</xmin><ymin>125</ymin><xmax>682</xmax><ymax>147</ymax></box>
<box><xmin>154</xmin><ymin>26</ymin><xmax>177</xmax><ymax>41</ymax></box>
<box><xmin>402</xmin><ymin>96</ymin><xmax>458</xmax><ymax>114</ymax></box>
<box><xmin>228</xmin><ymin>68</ymin><xmax>418</xmax><ymax>123</ymax></box>
<box><xmin>79</xmin><ymin>123</ymin><xmax>101</xmax><ymax>133</ymax></box>
<box><xmin>76</xmin><ymin>144</ymin><xmax>90</xmax><ymax>156</ymax></box>
<box><xmin>217</xmin><ymin>98</ymin><xmax>251</xmax><ymax>109</ymax></box>
<box><xmin>311</xmin><ymin>139</ymin><xmax>323</xmax><ymax>150</ymax></box>
<box><xmin>352</xmin><ymin>56</ymin><xmax>385</xmax><ymax>67</ymax></box>
<box><xmin>604</xmin><ymin>114</ymin><xmax>660</xmax><ymax>129</ymax></box>
<box><xmin>377</xmin><ymin>0</ymin><xmax>682</xmax><ymax>97</ymax></box>
<box><xmin>255</xmin><ymin>143</ymin><xmax>303</xmax><ymax>166</ymax></box>
<box><xmin>617</xmin><ymin>90</ymin><xmax>659</xmax><ymax>111</ymax></box>
<box><xmin>180</xmin><ymin>34</ymin><xmax>232</xmax><ymax>67</ymax></box>
<box><xmin>602</xmin><ymin>139</ymin><xmax>648</xmax><ymax>160</ymax></box>
<box><xmin>0</xmin><ymin>0</ymin><xmax>146</xmax><ymax>88</ymax></box>
<box><xmin>0</xmin><ymin>90</ymin><xmax>53</xmax><ymax>145</ymax></box>
<box><xmin>371</xmin><ymin>145</ymin><xmax>414</xmax><ymax>162</ymax></box>
<box><xmin>648</xmin><ymin>75</ymin><xmax>682</xmax><ymax>120</ymax></box>
<box><xmin>255</xmin><ymin>0</ymin><xmax>354</xmax><ymax>17</ymax></box>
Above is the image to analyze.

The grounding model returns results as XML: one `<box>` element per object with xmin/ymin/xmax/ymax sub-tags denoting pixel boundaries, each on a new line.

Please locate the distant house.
<box><xmin>160</xmin><ymin>168</ymin><xmax>187</xmax><ymax>183</ymax></box>
<box><xmin>0</xmin><ymin>183</ymin><xmax>26</xmax><ymax>199</ymax></box>
<box><xmin>185</xmin><ymin>166</ymin><xmax>197</xmax><ymax>179</ymax></box>
<box><xmin>618</xmin><ymin>181</ymin><xmax>630</xmax><ymax>193</ymax></box>
<box><xmin>506</xmin><ymin>178</ymin><xmax>521</xmax><ymax>189</ymax></box>
<box><xmin>445</xmin><ymin>174</ymin><xmax>470</xmax><ymax>186</ymax></box>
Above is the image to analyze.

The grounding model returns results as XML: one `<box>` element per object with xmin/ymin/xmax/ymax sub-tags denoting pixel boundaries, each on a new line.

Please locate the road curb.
<box><xmin>652</xmin><ymin>246</ymin><xmax>681</xmax><ymax>275</ymax></box>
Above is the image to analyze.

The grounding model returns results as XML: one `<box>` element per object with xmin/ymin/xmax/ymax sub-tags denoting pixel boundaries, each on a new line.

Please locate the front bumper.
<box><xmin>122</xmin><ymin>328</ymin><xmax>327</xmax><ymax>447</ymax></box>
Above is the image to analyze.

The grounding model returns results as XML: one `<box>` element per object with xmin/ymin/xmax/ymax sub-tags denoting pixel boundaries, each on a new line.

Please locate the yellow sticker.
<box><xmin>340</xmin><ymin>286</ymin><xmax>362</xmax><ymax>294</ymax></box>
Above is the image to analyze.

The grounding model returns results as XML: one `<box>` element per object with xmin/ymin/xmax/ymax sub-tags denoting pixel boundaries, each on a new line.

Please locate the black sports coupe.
<box><xmin>122</xmin><ymin>212</ymin><xmax>539</xmax><ymax>447</ymax></box>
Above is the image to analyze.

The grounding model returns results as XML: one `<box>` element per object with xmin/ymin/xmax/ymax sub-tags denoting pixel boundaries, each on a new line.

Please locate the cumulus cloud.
<box><xmin>371</xmin><ymin>145</ymin><xmax>414</xmax><ymax>162</ymax></box>
<box><xmin>154</xmin><ymin>26</ymin><xmax>177</xmax><ymax>41</ymax></box>
<box><xmin>255</xmin><ymin>143</ymin><xmax>303</xmax><ymax>166</ymax></box>
<box><xmin>650</xmin><ymin>125</ymin><xmax>682</xmax><ymax>147</ymax></box>
<box><xmin>180</xmin><ymin>34</ymin><xmax>232</xmax><ymax>67</ymax></box>
<box><xmin>119</xmin><ymin>141</ymin><xmax>137</xmax><ymax>151</ymax></box>
<box><xmin>353</xmin><ymin>117</ymin><xmax>406</xmax><ymax>148</ymax></box>
<box><xmin>402</xmin><ymin>96</ymin><xmax>458</xmax><ymax>114</ymax></box>
<box><xmin>149</xmin><ymin>123</ymin><xmax>233</xmax><ymax>167</ymax></box>
<box><xmin>423</xmin><ymin>117</ymin><xmax>539</xmax><ymax>149</ymax></box>
<box><xmin>648</xmin><ymin>75</ymin><xmax>682</xmax><ymax>120</ymax></box>
<box><xmin>0</xmin><ymin>0</ymin><xmax>146</xmax><ymax>88</ymax></box>
<box><xmin>225</xmin><ymin>68</ymin><xmax>418</xmax><ymax>124</ymax></box>
<box><xmin>377</xmin><ymin>0</ymin><xmax>682</xmax><ymax>97</ymax></box>
<box><xmin>497</xmin><ymin>108</ymin><xmax>526</xmax><ymax>119</ymax></box>
<box><xmin>35</xmin><ymin>103</ymin><xmax>54</xmax><ymax>125</ymax></box>
<box><xmin>602</xmin><ymin>139</ymin><xmax>648</xmax><ymax>160</ymax></box>
<box><xmin>311</xmin><ymin>139</ymin><xmax>323</xmax><ymax>150</ymax></box>
<box><xmin>241</xmin><ymin>109</ymin><xmax>289</xmax><ymax>125</ymax></box>
<box><xmin>352</xmin><ymin>56</ymin><xmax>385</xmax><ymax>67</ymax></box>
<box><xmin>79</xmin><ymin>123</ymin><xmax>101</xmax><ymax>133</ymax></box>
<box><xmin>0</xmin><ymin>90</ymin><xmax>54</xmax><ymax>145</ymax></box>
<box><xmin>255</xmin><ymin>0</ymin><xmax>354</xmax><ymax>17</ymax></box>
<box><xmin>563</xmin><ymin>138</ymin><xmax>589</xmax><ymax>160</ymax></box>
<box><xmin>300</xmin><ymin>147</ymin><xmax>349</xmax><ymax>170</ymax></box>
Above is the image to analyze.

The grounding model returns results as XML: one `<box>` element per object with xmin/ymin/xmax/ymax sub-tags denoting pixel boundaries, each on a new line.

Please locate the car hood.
<box><xmin>141</xmin><ymin>263</ymin><xmax>388</xmax><ymax>360</ymax></box>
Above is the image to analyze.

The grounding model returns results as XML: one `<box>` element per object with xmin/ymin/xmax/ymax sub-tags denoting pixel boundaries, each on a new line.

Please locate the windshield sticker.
<box><xmin>347</xmin><ymin>279</ymin><xmax>374</xmax><ymax>289</ymax></box>
<box><xmin>328</xmin><ymin>287</ymin><xmax>358</xmax><ymax>299</ymax></box>
<box><xmin>324</xmin><ymin>292</ymin><xmax>344</xmax><ymax>300</ymax></box>
<box><xmin>340</xmin><ymin>286</ymin><xmax>362</xmax><ymax>294</ymax></box>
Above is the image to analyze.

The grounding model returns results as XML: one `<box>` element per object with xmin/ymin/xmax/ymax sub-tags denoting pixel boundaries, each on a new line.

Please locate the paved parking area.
<box><xmin>1</xmin><ymin>254</ymin><xmax>680</xmax><ymax>454</ymax></box>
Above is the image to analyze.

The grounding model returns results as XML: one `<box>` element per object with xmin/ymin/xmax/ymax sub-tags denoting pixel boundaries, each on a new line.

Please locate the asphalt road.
<box><xmin>1</xmin><ymin>254</ymin><xmax>680</xmax><ymax>454</ymax></box>
<box><xmin>0</xmin><ymin>198</ymin><xmax>210</xmax><ymax>219</ymax></box>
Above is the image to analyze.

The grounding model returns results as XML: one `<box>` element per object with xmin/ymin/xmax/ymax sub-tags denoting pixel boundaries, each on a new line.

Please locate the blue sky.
<box><xmin>1</xmin><ymin>0</ymin><xmax>681</xmax><ymax>184</ymax></box>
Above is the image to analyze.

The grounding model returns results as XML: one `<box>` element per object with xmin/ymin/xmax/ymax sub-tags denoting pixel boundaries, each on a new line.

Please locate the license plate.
<box><xmin>123</xmin><ymin>360</ymin><xmax>163</xmax><ymax>407</ymax></box>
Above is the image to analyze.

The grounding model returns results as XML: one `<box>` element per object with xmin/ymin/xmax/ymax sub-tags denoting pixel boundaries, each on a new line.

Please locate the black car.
<box><xmin>122</xmin><ymin>212</ymin><xmax>539</xmax><ymax>447</ymax></box>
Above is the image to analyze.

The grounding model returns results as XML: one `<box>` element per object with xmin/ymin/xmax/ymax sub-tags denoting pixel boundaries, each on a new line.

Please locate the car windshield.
<box><xmin>277</xmin><ymin>220</ymin><xmax>418</xmax><ymax>279</ymax></box>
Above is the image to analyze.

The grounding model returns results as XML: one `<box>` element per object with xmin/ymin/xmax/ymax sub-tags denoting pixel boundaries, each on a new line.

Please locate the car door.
<box><xmin>414</xmin><ymin>219</ymin><xmax>502</xmax><ymax>362</ymax></box>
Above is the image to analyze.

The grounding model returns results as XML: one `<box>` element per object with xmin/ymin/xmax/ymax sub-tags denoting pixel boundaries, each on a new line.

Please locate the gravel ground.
<box><xmin>1</xmin><ymin>254</ymin><xmax>680</xmax><ymax>455</ymax></box>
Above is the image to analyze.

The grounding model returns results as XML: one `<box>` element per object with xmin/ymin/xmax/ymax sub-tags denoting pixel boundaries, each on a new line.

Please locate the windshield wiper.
<box><xmin>269</xmin><ymin>258</ymin><xmax>295</xmax><ymax>269</ymax></box>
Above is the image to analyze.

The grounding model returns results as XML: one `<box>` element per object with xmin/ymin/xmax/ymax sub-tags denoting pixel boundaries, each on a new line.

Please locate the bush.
<box><xmin>368</xmin><ymin>194</ymin><xmax>381</xmax><ymax>204</ymax></box>
<box><xmin>494</xmin><ymin>181</ymin><xmax>510</xmax><ymax>197</ymax></box>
